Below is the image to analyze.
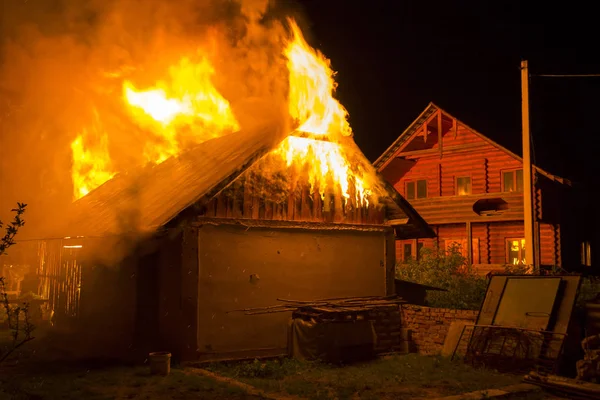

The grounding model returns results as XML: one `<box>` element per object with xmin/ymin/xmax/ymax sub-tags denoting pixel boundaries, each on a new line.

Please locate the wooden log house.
<box><xmin>375</xmin><ymin>102</ymin><xmax>590</xmax><ymax>275</ymax></box>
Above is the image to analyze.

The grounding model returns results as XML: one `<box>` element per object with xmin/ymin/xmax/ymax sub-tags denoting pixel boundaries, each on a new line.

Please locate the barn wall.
<box><xmin>77</xmin><ymin>253</ymin><xmax>138</xmax><ymax>359</ymax></box>
<box><xmin>195</xmin><ymin>223</ymin><xmax>392</xmax><ymax>360</ymax></box>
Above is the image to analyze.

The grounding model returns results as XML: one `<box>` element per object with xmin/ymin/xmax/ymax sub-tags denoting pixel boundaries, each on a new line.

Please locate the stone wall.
<box><xmin>400</xmin><ymin>304</ymin><xmax>478</xmax><ymax>355</ymax></box>
<box><xmin>367</xmin><ymin>305</ymin><xmax>403</xmax><ymax>353</ymax></box>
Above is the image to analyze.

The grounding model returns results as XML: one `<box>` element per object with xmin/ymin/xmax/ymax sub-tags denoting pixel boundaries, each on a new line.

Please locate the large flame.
<box><xmin>70</xmin><ymin>17</ymin><xmax>377</xmax><ymax>208</ymax></box>
<box><xmin>71</xmin><ymin>113</ymin><xmax>114</xmax><ymax>200</ymax></box>
<box><xmin>272</xmin><ymin>136</ymin><xmax>370</xmax><ymax>205</ymax></box>
<box><xmin>274</xmin><ymin>19</ymin><xmax>372</xmax><ymax>205</ymax></box>
<box><xmin>123</xmin><ymin>57</ymin><xmax>239</xmax><ymax>164</ymax></box>
<box><xmin>284</xmin><ymin>20</ymin><xmax>351</xmax><ymax>137</ymax></box>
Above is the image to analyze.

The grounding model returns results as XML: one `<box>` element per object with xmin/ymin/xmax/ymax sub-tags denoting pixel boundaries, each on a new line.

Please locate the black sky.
<box><xmin>296</xmin><ymin>0</ymin><xmax>600</xmax><ymax>187</ymax></box>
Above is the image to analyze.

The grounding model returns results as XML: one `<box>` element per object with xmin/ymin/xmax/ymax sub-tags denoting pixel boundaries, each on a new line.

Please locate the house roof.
<box><xmin>374</xmin><ymin>102</ymin><xmax>571</xmax><ymax>186</ymax></box>
<box><xmin>31</xmin><ymin>125</ymin><xmax>433</xmax><ymax>240</ymax></box>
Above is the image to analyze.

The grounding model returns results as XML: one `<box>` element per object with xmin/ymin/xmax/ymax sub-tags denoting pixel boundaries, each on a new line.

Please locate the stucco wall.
<box><xmin>195</xmin><ymin>222</ymin><xmax>394</xmax><ymax>360</ymax></box>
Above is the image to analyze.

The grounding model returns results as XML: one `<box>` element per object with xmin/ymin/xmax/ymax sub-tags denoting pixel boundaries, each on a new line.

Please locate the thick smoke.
<box><xmin>0</xmin><ymin>0</ymin><xmax>304</xmax><ymax>232</ymax></box>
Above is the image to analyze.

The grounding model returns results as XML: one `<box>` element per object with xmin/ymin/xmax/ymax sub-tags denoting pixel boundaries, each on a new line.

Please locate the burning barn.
<box><xmin>22</xmin><ymin>127</ymin><xmax>431</xmax><ymax>362</ymax></box>
<box><xmin>8</xmin><ymin>18</ymin><xmax>433</xmax><ymax>361</ymax></box>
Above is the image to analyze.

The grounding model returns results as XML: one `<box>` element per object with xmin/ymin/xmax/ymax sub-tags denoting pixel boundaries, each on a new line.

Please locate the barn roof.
<box><xmin>374</xmin><ymin>102</ymin><xmax>571</xmax><ymax>185</ymax></box>
<box><xmin>32</xmin><ymin>125</ymin><xmax>433</xmax><ymax>240</ymax></box>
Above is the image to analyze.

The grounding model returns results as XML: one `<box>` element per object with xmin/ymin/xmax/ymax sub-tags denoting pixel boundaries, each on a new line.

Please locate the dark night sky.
<box><xmin>296</xmin><ymin>1</ymin><xmax>600</xmax><ymax>188</ymax></box>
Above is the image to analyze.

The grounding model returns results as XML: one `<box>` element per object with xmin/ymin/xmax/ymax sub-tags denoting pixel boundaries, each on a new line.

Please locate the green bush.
<box><xmin>396</xmin><ymin>243</ymin><xmax>488</xmax><ymax>310</ymax></box>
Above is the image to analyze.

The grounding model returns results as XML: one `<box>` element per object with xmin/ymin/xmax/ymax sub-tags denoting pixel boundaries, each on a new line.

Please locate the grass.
<box><xmin>206</xmin><ymin>354</ymin><xmax>524</xmax><ymax>399</ymax></box>
<box><xmin>0</xmin><ymin>364</ymin><xmax>263</xmax><ymax>399</ymax></box>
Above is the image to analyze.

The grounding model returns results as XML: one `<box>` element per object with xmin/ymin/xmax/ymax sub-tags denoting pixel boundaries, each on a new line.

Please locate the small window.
<box><xmin>397</xmin><ymin>240</ymin><xmax>423</xmax><ymax>262</ymax></box>
<box><xmin>405</xmin><ymin>179</ymin><xmax>427</xmax><ymax>199</ymax></box>
<box><xmin>456</xmin><ymin>176</ymin><xmax>472</xmax><ymax>196</ymax></box>
<box><xmin>403</xmin><ymin>243</ymin><xmax>412</xmax><ymax>261</ymax></box>
<box><xmin>406</xmin><ymin>181</ymin><xmax>415</xmax><ymax>200</ymax></box>
<box><xmin>503</xmin><ymin>170</ymin><xmax>524</xmax><ymax>192</ymax></box>
<box><xmin>416</xmin><ymin>180</ymin><xmax>427</xmax><ymax>198</ymax></box>
<box><xmin>506</xmin><ymin>238</ymin><xmax>526</xmax><ymax>265</ymax></box>
<box><xmin>582</xmin><ymin>241</ymin><xmax>592</xmax><ymax>267</ymax></box>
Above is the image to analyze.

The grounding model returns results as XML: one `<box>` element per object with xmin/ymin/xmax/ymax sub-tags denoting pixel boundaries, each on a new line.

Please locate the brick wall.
<box><xmin>400</xmin><ymin>304</ymin><xmax>478</xmax><ymax>355</ymax></box>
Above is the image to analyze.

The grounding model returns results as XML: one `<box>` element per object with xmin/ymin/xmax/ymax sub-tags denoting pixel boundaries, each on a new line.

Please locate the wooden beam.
<box><xmin>453</xmin><ymin>118</ymin><xmax>458</xmax><ymax>139</ymax></box>
<box><xmin>437</xmin><ymin>163</ymin><xmax>442</xmax><ymax>197</ymax></box>
<box><xmin>466</xmin><ymin>221</ymin><xmax>472</xmax><ymax>265</ymax></box>
<box><xmin>437</xmin><ymin>110</ymin><xmax>443</xmax><ymax>158</ymax></box>
<box><xmin>386</xmin><ymin>218</ymin><xmax>410</xmax><ymax>226</ymax></box>
<box><xmin>422</xmin><ymin>122</ymin><xmax>428</xmax><ymax>142</ymax></box>
<box><xmin>397</xmin><ymin>142</ymin><xmax>488</xmax><ymax>158</ymax></box>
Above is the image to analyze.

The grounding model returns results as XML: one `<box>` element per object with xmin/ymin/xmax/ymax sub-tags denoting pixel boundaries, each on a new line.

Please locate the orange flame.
<box><xmin>123</xmin><ymin>57</ymin><xmax>239</xmax><ymax>164</ymax></box>
<box><xmin>272</xmin><ymin>136</ymin><xmax>371</xmax><ymax>205</ymax></box>
<box><xmin>71</xmin><ymin>113</ymin><xmax>114</xmax><ymax>200</ymax></box>
<box><xmin>274</xmin><ymin>19</ymin><xmax>373</xmax><ymax>205</ymax></box>
<box><xmin>284</xmin><ymin>19</ymin><xmax>351</xmax><ymax>137</ymax></box>
<box><xmin>70</xmin><ymin>18</ymin><xmax>378</xmax><ymax>207</ymax></box>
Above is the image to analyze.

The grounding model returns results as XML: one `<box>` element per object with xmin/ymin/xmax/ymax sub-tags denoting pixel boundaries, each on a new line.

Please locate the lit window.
<box><xmin>507</xmin><ymin>238</ymin><xmax>526</xmax><ymax>265</ymax></box>
<box><xmin>582</xmin><ymin>241</ymin><xmax>592</xmax><ymax>267</ymax></box>
<box><xmin>503</xmin><ymin>170</ymin><xmax>524</xmax><ymax>192</ymax></box>
<box><xmin>456</xmin><ymin>176</ymin><xmax>472</xmax><ymax>196</ymax></box>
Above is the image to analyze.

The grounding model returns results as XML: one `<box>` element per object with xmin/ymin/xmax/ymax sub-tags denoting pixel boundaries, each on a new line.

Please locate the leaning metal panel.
<box><xmin>464</xmin><ymin>325</ymin><xmax>566</xmax><ymax>374</ymax></box>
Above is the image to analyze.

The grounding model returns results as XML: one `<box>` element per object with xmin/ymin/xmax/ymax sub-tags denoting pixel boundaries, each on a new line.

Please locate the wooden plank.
<box><xmin>323</xmin><ymin>193</ymin><xmax>333</xmax><ymax>223</ymax></box>
<box><xmin>398</xmin><ymin>142</ymin><xmax>488</xmax><ymax>157</ymax></box>
<box><xmin>453</xmin><ymin>118</ymin><xmax>458</xmax><ymax>139</ymax></box>
<box><xmin>216</xmin><ymin>192</ymin><xmax>228</xmax><ymax>218</ymax></box>
<box><xmin>251</xmin><ymin>175</ymin><xmax>261</xmax><ymax>220</ymax></box>
<box><xmin>437</xmin><ymin>110</ymin><xmax>443</xmax><ymax>158</ymax></box>
<box><xmin>466</xmin><ymin>221</ymin><xmax>472</xmax><ymax>265</ymax></box>
<box><xmin>243</xmin><ymin>176</ymin><xmax>253</xmax><ymax>218</ymax></box>
<box><xmin>205</xmin><ymin>198</ymin><xmax>217</xmax><ymax>217</ymax></box>
<box><xmin>333</xmin><ymin>191</ymin><xmax>344</xmax><ymax>223</ymax></box>
<box><xmin>312</xmin><ymin>190</ymin><xmax>322</xmax><ymax>222</ymax></box>
<box><xmin>265</xmin><ymin>200</ymin><xmax>273</xmax><ymax>220</ymax></box>
<box><xmin>437</xmin><ymin>163</ymin><xmax>442</xmax><ymax>196</ymax></box>
<box><xmin>294</xmin><ymin>185</ymin><xmax>303</xmax><ymax>221</ymax></box>
<box><xmin>232</xmin><ymin>179</ymin><xmax>243</xmax><ymax>218</ymax></box>
<box><xmin>301</xmin><ymin>184</ymin><xmax>311</xmax><ymax>221</ymax></box>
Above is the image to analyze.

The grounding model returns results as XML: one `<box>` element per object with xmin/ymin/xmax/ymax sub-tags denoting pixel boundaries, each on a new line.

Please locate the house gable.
<box><xmin>376</xmin><ymin>102</ymin><xmax>570</xmax><ymax>194</ymax></box>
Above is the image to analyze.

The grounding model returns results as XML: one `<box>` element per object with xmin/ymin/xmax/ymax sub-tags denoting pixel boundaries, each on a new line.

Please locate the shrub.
<box><xmin>396</xmin><ymin>243</ymin><xmax>488</xmax><ymax>310</ymax></box>
<box><xmin>0</xmin><ymin>203</ymin><xmax>34</xmax><ymax>363</ymax></box>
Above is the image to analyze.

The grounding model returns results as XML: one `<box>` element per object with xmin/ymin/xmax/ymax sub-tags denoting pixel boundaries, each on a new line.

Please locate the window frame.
<box><xmin>404</xmin><ymin>178</ymin><xmax>427</xmax><ymax>200</ymax></box>
<box><xmin>455</xmin><ymin>175</ymin><xmax>472</xmax><ymax>196</ymax></box>
<box><xmin>582</xmin><ymin>241</ymin><xmax>592</xmax><ymax>267</ymax></box>
<box><xmin>397</xmin><ymin>239</ymin><xmax>425</xmax><ymax>262</ymax></box>
<box><xmin>501</xmin><ymin>169</ymin><xmax>524</xmax><ymax>193</ymax></box>
<box><xmin>506</xmin><ymin>238</ymin><xmax>526</xmax><ymax>265</ymax></box>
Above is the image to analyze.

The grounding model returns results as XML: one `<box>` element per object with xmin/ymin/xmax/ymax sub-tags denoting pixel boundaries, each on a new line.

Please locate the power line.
<box><xmin>533</xmin><ymin>74</ymin><xmax>600</xmax><ymax>77</ymax></box>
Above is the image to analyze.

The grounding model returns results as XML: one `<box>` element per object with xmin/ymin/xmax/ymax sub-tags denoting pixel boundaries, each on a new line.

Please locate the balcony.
<box><xmin>408</xmin><ymin>192</ymin><xmax>524</xmax><ymax>225</ymax></box>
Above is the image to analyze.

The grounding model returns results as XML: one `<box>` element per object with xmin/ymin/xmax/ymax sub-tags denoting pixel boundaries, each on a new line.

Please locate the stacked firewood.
<box><xmin>577</xmin><ymin>334</ymin><xmax>600</xmax><ymax>381</ymax></box>
<box><xmin>228</xmin><ymin>295</ymin><xmax>405</xmax><ymax>315</ymax></box>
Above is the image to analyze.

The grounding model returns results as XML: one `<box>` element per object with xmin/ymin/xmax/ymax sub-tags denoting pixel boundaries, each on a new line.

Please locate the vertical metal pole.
<box><xmin>521</xmin><ymin>60</ymin><xmax>536</xmax><ymax>272</ymax></box>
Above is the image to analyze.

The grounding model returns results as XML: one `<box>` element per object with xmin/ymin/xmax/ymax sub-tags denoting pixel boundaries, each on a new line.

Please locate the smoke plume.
<box><xmin>0</xmin><ymin>0</ymin><xmax>306</xmax><ymax>231</ymax></box>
